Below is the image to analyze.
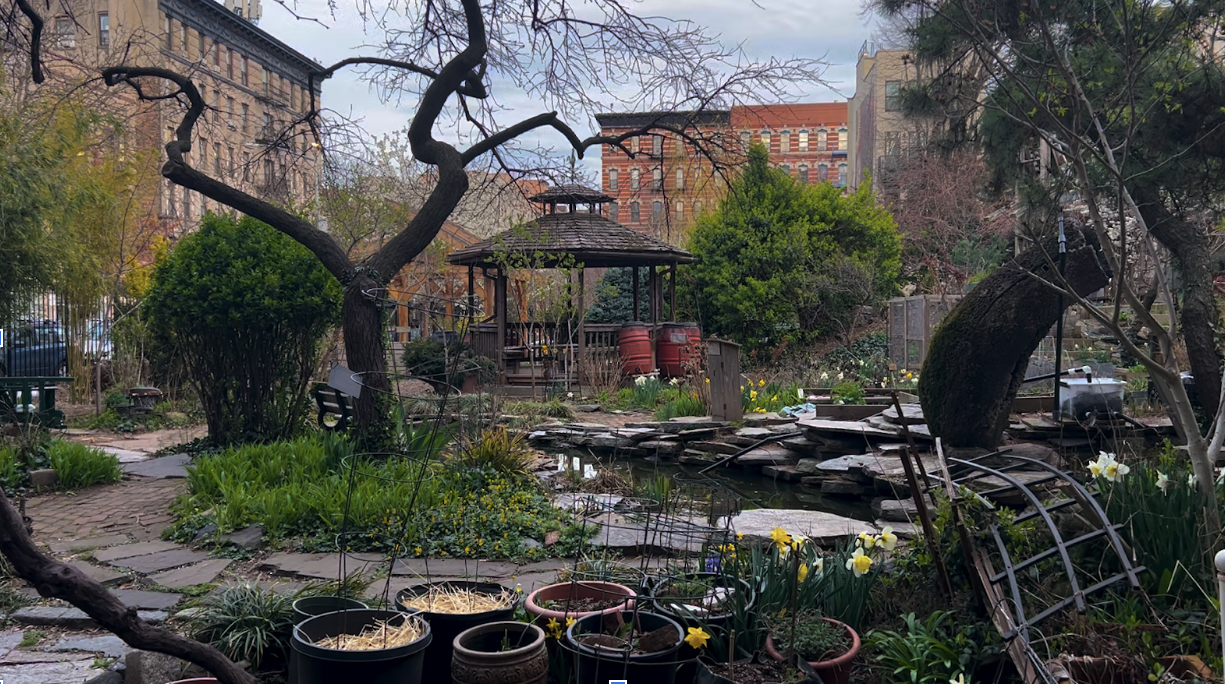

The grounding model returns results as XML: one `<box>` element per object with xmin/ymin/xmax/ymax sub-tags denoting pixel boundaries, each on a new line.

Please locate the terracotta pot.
<box><xmin>523</xmin><ymin>581</ymin><xmax>635</xmax><ymax>624</ymax></box>
<box><xmin>167</xmin><ymin>680</ymin><xmax>221</xmax><ymax>684</ymax></box>
<box><xmin>452</xmin><ymin>621</ymin><xmax>548</xmax><ymax>684</ymax></box>
<box><xmin>764</xmin><ymin>619</ymin><xmax>861</xmax><ymax>684</ymax></box>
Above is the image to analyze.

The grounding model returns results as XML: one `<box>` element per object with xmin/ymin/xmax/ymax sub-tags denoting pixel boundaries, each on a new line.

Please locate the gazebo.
<box><xmin>448</xmin><ymin>184</ymin><xmax>694</xmax><ymax>389</ymax></box>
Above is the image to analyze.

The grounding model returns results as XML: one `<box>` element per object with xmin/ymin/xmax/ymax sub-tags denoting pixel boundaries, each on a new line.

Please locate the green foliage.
<box><xmin>452</xmin><ymin>427</ymin><xmax>534</xmax><ymax>476</ymax></box>
<box><xmin>144</xmin><ymin>214</ymin><xmax>341</xmax><ymax>445</ymax></box>
<box><xmin>685</xmin><ymin>144</ymin><xmax>901</xmax><ymax>351</ymax></box>
<box><xmin>585</xmin><ymin>267</ymin><xmax>665</xmax><ymax>323</ymax></box>
<box><xmin>654</xmin><ymin>389</ymin><xmax>708</xmax><ymax>420</ymax></box>
<box><xmin>632</xmin><ymin>375</ymin><xmax>666</xmax><ymax>407</ymax></box>
<box><xmin>831</xmin><ymin>381</ymin><xmax>866</xmax><ymax>406</ymax></box>
<box><xmin>19</xmin><ymin>630</ymin><xmax>45</xmax><ymax>648</ymax></box>
<box><xmin>768</xmin><ymin>612</ymin><xmax>851</xmax><ymax>661</ymax></box>
<box><xmin>69</xmin><ymin>399</ymin><xmax>203</xmax><ymax>433</ymax></box>
<box><xmin>47</xmin><ymin>441</ymin><xmax>122</xmax><ymax>489</ymax></box>
<box><xmin>505</xmin><ymin>398</ymin><xmax>575</xmax><ymax>423</ymax></box>
<box><xmin>190</xmin><ymin>584</ymin><xmax>294</xmax><ymax>671</ymax></box>
<box><xmin>867</xmin><ymin>612</ymin><xmax>987</xmax><ymax>684</ymax></box>
<box><xmin>0</xmin><ymin>446</ymin><xmax>23</xmax><ymax>492</ymax></box>
<box><xmin>401</xmin><ymin>339</ymin><xmax>499</xmax><ymax>393</ymax></box>
<box><xmin>742</xmin><ymin>379</ymin><xmax>805</xmax><ymax>414</ymax></box>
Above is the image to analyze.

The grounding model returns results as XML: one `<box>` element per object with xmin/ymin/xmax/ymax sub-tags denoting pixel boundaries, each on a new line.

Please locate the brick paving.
<box><xmin>24</xmin><ymin>477</ymin><xmax>184</xmax><ymax>543</ymax></box>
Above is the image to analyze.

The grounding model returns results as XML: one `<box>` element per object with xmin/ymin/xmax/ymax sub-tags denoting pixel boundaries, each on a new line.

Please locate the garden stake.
<box><xmin>728</xmin><ymin>629</ymin><xmax>735</xmax><ymax>666</ymax></box>
<box><xmin>889</xmin><ymin>391</ymin><xmax>951</xmax><ymax>597</ymax></box>
<box><xmin>1216</xmin><ymin>549</ymin><xmax>1225</xmax><ymax>680</ymax></box>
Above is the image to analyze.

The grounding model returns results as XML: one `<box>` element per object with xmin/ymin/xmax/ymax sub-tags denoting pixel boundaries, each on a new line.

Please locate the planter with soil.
<box><xmin>524</xmin><ymin>580</ymin><xmax>636</xmax><ymax>624</ymax></box>
<box><xmin>651</xmin><ymin>572</ymin><xmax>752</xmax><ymax>628</ymax></box>
<box><xmin>696</xmin><ymin>655</ymin><xmax>822</xmax><ymax>684</ymax></box>
<box><xmin>452</xmin><ymin>621</ymin><xmax>549</xmax><ymax>684</ymax></box>
<box><xmin>291</xmin><ymin>609</ymin><xmax>431</xmax><ymax>684</ymax></box>
<box><xmin>764</xmin><ymin>617</ymin><xmax>860</xmax><ymax>684</ymax></box>
<box><xmin>289</xmin><ymin>597</ymin><xmax>368</xmax><ymax>684</ymax></box>
<box><xmin>565</xmin><ymin>609</ymin><xmax>684</xmax><ymax>684</ymax></box>
<box><xmin>396</xmin><ymin>581</ymin><xmax>520</xmax><ymax>684</ymax></box>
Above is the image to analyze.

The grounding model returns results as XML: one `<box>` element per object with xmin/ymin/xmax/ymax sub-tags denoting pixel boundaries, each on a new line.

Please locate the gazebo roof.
<box><xmin>447</xmin><ymin>211</ymin><xmax>694</xmax><ymax>268</ymax></box>
<box><xmin>528</xmin><ymin>184</ymin><xmax>614</xmax><ymax>204</ymax></box>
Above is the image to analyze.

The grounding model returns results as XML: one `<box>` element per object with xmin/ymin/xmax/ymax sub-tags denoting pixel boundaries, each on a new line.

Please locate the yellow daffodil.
<box><xmin>759</xmin><ymin>379</ymin><xmax>766</xmax><ymax>387</ymax></box>
<box><xmin>565</xmin><ymin>617</ymin><xmax>576</xmax><ymax>628</ymax></box>
<box><xmin>750</xmin><ymin>390</ymin><xmax>758</xmax><ymax>401</ymax></box>
<box><xmin>771</xmin><ymin>395</ymin><xmax>778</xmax><ymax>402</ymax></box>
<box><xmin>546</xmin><ymin>617</ymin><xmax>561</xmax><ymax>639</ymax></box>
<box><xmin>857</xmin><ymin>531</ymin><xmax>876</xmax><ymax>549</ymax></box>
<box><xmin>878</xmin><ymin>526</ymin><xmax>898</xmax><ymax>551</ymax></box>
<box><xmin>736</xmin><ymin>532</ymin><xmax>744</xmax><ymax>540</ymax></box>
<box><xmin>685</xmin><ymin>627</ymin><xmax>711</xmax><ymax>649</ymax></box>
<box><xmin>797</xmin><ymin>563</ymin><xmax>809</xmax><ymax>582</ymax></box>
<box><xmin>1156</xmin><ymin>471</ymin><xmax>1170</xmax><ymax>492</ymax></box>
<box><xmin>705</xmin><ymin>377</ymin><xmax>711</xmax><ymax>384</ymax></box>
<box><xmin>846</xmin><ymin>547</ymin><xmax>873</xmax><ymax>577</ymax></box>
<box><xmin>771</xmin><ymin>527</ymin><xmax>792</xmax><ymax>550</ymax></box>
<box><xmin>740</xmin><ymin>385</ymin><xmax>744</xmax><ymax>391</ymax></box>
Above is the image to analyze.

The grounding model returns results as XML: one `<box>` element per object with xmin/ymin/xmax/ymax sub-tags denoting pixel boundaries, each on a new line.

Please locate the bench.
<box><xmin>312</xmin><ymin>383</ymin><xmax>354</xmax><ymax>431</ymax></box>
<box><xmin>0</xmin><ymin>376</ymin><xmax>71</xmax><ymax>429</ymax></box>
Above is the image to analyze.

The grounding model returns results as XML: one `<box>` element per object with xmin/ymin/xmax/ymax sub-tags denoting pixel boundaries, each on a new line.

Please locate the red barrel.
<box><xmin>657</xmin><ymin>323</ymin><xmax>702</xmax><ymax>378</ymax></box>
<box><xmin>619</xmin><ymin>322</ymin><xmax>653</xmax><ymax>376</ymax></box>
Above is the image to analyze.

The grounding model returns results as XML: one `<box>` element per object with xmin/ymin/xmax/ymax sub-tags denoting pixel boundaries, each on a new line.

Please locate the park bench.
<box><xmin>0</xmin><ymin>376</ymin><xmax>71</xmax><ymax>429</ymax></box>
<box><xmin>312</xmin><ymin>383</ymin><xmax>354</xmax><ymax>432</ymax></box>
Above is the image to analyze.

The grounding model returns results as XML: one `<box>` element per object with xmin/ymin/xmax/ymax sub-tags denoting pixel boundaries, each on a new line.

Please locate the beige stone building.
<box><xmin>31</xmin><ymin>0</ymin><xmax>321</xmax><ymax>233</ymax></box>
<box><xmin>847</xmin><ymin>43</ymin><xmax>929</xmax><ymax>196</ymax></box>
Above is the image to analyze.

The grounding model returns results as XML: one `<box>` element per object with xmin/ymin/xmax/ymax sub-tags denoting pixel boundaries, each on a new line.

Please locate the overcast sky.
<box><xmin>258</xmin><ymin>0</ymin><xmax>877</xmax><ymax>174</ymax></box>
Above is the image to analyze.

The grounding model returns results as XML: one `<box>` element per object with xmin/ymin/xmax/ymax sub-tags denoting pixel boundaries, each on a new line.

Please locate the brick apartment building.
<box><xmin>596</xmin><ymin>102</ymin><xmax>849</xmax><ymax>241</ymax></box>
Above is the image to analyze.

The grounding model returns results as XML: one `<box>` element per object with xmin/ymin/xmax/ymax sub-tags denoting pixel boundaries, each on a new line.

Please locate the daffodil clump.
<box><xmin>742</xmin><ymin>378</ymin><xmax>805</xmax><ymax>414</ymax></box>
<box><xmin>1086</xmin><ymin>451</ymin><xmax>1131</xmax><ymax>482</ymax></box>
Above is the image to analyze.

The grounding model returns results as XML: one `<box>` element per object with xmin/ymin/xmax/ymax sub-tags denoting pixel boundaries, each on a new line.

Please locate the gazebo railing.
<box><xmin>471</xmin><ymin>322</ymin><xmax>628</xmax><ymax>386</ymax></box>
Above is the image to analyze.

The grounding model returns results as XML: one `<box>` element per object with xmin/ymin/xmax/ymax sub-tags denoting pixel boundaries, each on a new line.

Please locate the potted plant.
<box><xmin>291</xmin><ymin>609</ymin><xmax>432</xmax><ymax>684</ymax></box>
<box><xmin>696</xmin><ymin>653</ymin><xmax>822</xmax><ymax>684</ymax></box>
<box><xmin>451</xmin><ymin>621</ymin><xmax>548</xmax><ymax>684</ymax></box>
<box><xmin>764</xmin><ymin>612</ymin><xmax>860</xmax><ymax>684</ymax></box>
<box><xmin>651</xmin><ymin>571</ymin><xmax>752</xmax><ymax>630</ymax></box>
<box><xmin>524</xmin><ymin>580</ymin><xmax>635</xmax><ymax>624</ymax></box>
<box><xmin>395</xmin><ymin>581</ymin><xmax>520</xmax><ymax>684</ymax></box>
<box><xmin>565</xmin><ymin>609</ymin><xmax>684</xmax><ymax>684</ymax></box>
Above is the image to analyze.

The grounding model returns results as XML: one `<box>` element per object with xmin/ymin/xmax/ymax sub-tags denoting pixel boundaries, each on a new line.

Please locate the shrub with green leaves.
<box><xmin>145</xmin><ymin>214</ymin><xmax>341</xmax><ymax>445</ymax></box>
<box><xmin>47</xmin><ymin>441</ymin><xmax>122</xmax><ymax>489</ymax></box>
<box><xmin>452</xmin><ymin>427</ymin><xmax>534</xmax><ymax>476</ymax></box>
<box><xmin>401</xmin><ymin>339</ymin><xmax>498</xmax><ymax>393</ymax></box>
<box><xmin>866</xmin><ymin>611</ymin><xmax>987</xmax><ymax>684</ymax></box>
<box><xmin>831</xmin><ymin>381</ymin><xmax>866</xmax><ymax>405</ymax></box>
<box><xmin>0</xmin><ymin>446</ymin><xmax>22</xmax><ymax>492</ymax></box>
<box><xmin>190</xmin><ymin>584</ymin><xmax>295</xmax><ymax>671</ymax></box>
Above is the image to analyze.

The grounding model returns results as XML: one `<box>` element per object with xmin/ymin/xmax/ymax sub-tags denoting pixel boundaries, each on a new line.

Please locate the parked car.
<box><xmin>0</xmin><ymin>320</ymin><xmax>69</xmax><ymax>377</ymax></box>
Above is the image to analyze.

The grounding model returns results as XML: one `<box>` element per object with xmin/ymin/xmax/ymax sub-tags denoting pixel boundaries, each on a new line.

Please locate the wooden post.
<box><xmin>669</xmin><ymin>264</ymin><xmax>677</xmax><ymax>321</ymax></box>
<box><xmin>467</xmin><ymin>265</ymin><xmax>475</xmax><ymax>329</ymax></box>
<box><xmin>496</xmin><ymin>272</ymin><xmax>507</xmax><ymax>382</ymax></box>
<box><xmin>649</xmin><ymin>266</ymin><xmax>658</xmax><ymax>372</ymax></box>
<box><xmin>632</xmin><ymin>267</ymin><xmax>640</xmax><ymax>321</ymax></box>
<box><xmin>577</xmin><ymin>267</ymin><xmax>586</xmax><ymax>390</ymax></box>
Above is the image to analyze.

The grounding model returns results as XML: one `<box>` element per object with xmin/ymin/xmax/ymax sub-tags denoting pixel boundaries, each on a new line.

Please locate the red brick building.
<box><xmin>596</xmin><ymin>102</ymin><xmax>849</xmax><ymax>241</ymax></box>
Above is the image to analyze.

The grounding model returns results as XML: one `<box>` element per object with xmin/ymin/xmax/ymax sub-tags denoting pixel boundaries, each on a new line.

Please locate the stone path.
<box><xmin>24</xmin><ymin>478</ymin><xmax>183</xmax><ymax>542</ymax></box>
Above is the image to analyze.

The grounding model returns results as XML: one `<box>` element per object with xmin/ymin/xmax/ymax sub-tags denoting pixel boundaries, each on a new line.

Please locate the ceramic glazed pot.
<box><xmin>764</xmin><ymin>619</ymin><xmax>861</xmax><ymax>684</ymax></box>
<box><xmin>452</xmin><ymin>621</ymin><xmax>548</xmax><ymax>684</ymax></box>
<box><xmin>565</xmin><ymin>610</ymin><xmax>683</xmax><ymax>684</ymax></box>
<box><xmin>523</xmin><ymin>581</ymin><xmax>635</xmax><ymax>624</ymax></box>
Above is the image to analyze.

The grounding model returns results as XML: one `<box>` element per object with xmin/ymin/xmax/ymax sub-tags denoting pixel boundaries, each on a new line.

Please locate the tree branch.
<box><xmin>13</xmin><ymin>0</ymin><xmax>45</xmax><ymax>83</ymax></box>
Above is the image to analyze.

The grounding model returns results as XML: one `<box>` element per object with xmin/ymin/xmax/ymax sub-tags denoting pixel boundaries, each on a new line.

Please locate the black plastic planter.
<box><xmin>566</xmin><ymin>610</ymin><xmax>683</xmax><ymax>684</ymax></box>
<box><xmin>396</xmin><ymin>581</ymin><xmax>519</xmax><ymax>684</ymax></box>
<box><xmin>288</xmin><ymin>597</ymin><xmax>368</xmax><ymax>684</ymax></box>
<box><xmin>291</xmin><ymin>609</ymin><xmax>431</xmax><ymax>684</ymax></box>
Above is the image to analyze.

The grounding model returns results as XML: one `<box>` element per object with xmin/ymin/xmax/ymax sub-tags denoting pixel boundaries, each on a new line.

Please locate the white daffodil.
<box><xmin>1102</xmin><ymin>460</ymin><xmax>1130</xmax><ymax>482</ymax></box>
<box><xmin>1189</xmin><ymin>473</ymin><xmax>1198</xmax><ymax>487</ymax></box>
<box><xmin>797</xmin><ymin>387</ymin><xmax>805</xmax><ymax>400</ymax></box>
<box><xmin>1088</xmin><ymin>452</ymin><xmax>1116</xmax><ymax>478</ymax></box>
<box><xmin>837</xmin><ymin>372</ymin><xmax>844</xmax><ymax>381</ymax></box>
<box><xmin>877</xmin><ymin>526</ymin><xmax>898</xmax><ymax>551</ymax></box>
<box><xmin>1156</xmin><ymin>471</ymin><xmax>1170</xmax><ymax>492</ymax></box>
<box><xmin>820</xmin><ymin>372</ymin><xmax>830</xmax><ymax>381</ymax></box>
<box><xmin>814</xmin><ymin>557</ymin><xmax>824</xmax><ymax>575</ymax></box>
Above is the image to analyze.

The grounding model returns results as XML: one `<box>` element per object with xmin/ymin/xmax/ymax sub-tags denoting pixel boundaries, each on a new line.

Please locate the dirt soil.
<box><xmin>704</xmin><ymin>659</ymin><xmax>795</xmax><ymax>684</ymax></box>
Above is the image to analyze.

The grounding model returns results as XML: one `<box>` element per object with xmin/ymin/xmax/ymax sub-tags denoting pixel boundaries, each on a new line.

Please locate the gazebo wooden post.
<box><xmin>648</xmin><ymin>265</ymin><xmax>658</xmax><ymax>372</ymax></box>
<box><xmin>467</xmin><ymin>265</ymin><xmax>475</xmax><ymax>330</ymax></box>
<box><xmin>576</xmin><ymin>267</ymin><xmax>586</xmax><ymax>390</ymax></box>
<box><xmin>632</xmin><ymin>267</ymin><xmax>640</xmax><ymax>321</ymax></box>
<box><xmin>496</xmin><ymin>271</ymin><xmax>507</xmax><ymax>380</ymax></box>
<box><xmin>669</xmin><ymin>264</ymin><xmax>677</xmax><ymax>321</ymax></box>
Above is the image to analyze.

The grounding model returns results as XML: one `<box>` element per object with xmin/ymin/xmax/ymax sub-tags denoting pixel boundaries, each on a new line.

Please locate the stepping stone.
<box><xmin>148</xmin><ymin>559</ymin><xmax>232</xmax><ymax>589</ymax></box>
<box><xmin>736</xmin><ymin>445</ymin><xmax>797</xmax><ymax>466</ymax></box>
<box><xmin>871</xmin><ymin>497</ymin><xmax>935</xmax><ymax>523</ymax></box>
<box><xmin>0</xmin><ymin>657</ymin><xmax>99</xmax><ymax>684</ymax></box>
<box><xmin>881</xmin><ymin>403</ymin><xmax>926</xmax><ymax>425</ymax></box>
<box><xmin>585</xmin><ymin>512</ymin><xmax>708</xmax><ymax>554</ymax></box>
<box><xmin>515</xmin><ymin>559</ymin><xmax>569</xmax><ymax>574</ymax></box>
<box><xmin>554</xmin><ymin>493</ymin><xmax>623</xmax><ymax>511</ymax></box>
<box><xmin>69</xmin><ymin>561</ymin><xmax>129</xmax><ymax>586</ymax></box>
<box><xmin>49</xmin><ymin>535</ymin><xmax>130</xmax><ymax>555</ymax></box>
<box><xmin>222</xmin><ymin>525</ymin><xmax>265</xmax><ymax>550</ymax></box>
<box><xmin>11</xmin><ymin>606</ymin><xmax>165</xmax><ymax>628</ymax></box>
<box><xmin>689</xmin><ymin>441</ymin><xmax>740</xmax><ymax>455</ymax></box>
<box><xmin>94</xmin><ymin>541</ymin><xmax>181</xmax><ymax>562</ymax></box>
<box><xmin>390</xmin><ymin>558</ymin><xmax>517</xmax><ymax>578</ymax></box>
<box><xmin>637</xmin><ymin>440</ymin><xmax>684</xmax><ymax>455</ymax></box>
<box><xmin>48</xmin><ymin>635</ymin><xmax>130</xmax><ymax>658</ymax></box>
<box><xmin>110</xmin><ymin>549</ymin><xmax>209</xmax><ymax>574</ymax></box>
<box><xmin>742</xmin><ymin>413</ymin><xmax>797</xmax><ymax>427</ymax></box>
<box><xmin>122</xmin><ymin>453</ymin><xmax>191</xmax><ymax>479</ymax></box>
<box><xmin>730</xmin><ymin>509</ymin><xmax>875</xmax><ymax>546</ymax></box>
<box><xmin>110</xmin><ymin>589</ymin><xmax>183</xmax><ymax>610</ymax></box>
<box><xmin>797</xmin><ymin>419</ymin><xmax>901</xmax><ymax>441</ymax></box>
<box><xmin>97</xmin><ymin>446</ymin><xmax>149</xmax><ymax>463</ymax></box>
<box><xmin>259</xmin><ymin>552</ymin><xmax>382</xmax><ymax>580</ymax></box>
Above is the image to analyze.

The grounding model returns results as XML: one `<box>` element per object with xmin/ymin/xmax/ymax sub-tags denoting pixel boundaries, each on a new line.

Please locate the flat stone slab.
<box><xmin>797</xmin><ymin>419</ymin><xmax>902</xmax><ymax>441</ymax></box>
<box><xmin>0</xmin><ymin>657</ymin><xmax>99</xmax><ymax>684</ymax></box>
<box><xmin>48</xmin><ymin>535</ymin><xmax>130</xmax><ymax>555</ymax></box>
<box><xmin>69</xmin><ymin>561</ymin><xmax>129</xmax><ymax>586</ymax></box>
<box><xmin>743</xmin><ymin>412</ymin><xmax>797</xmax><ymax>427</ymax></box>
<box><xmin>259</xmin><ymin>552</ymin><xmax>382</xmax><ymax>579</ymax></box>
<box><xmin>48</xmin><ymin>635</ymin><xmax>131</xmax><ymax>658</ymax></box>
<box><xmin>729</xmin><ymin>509</ymin><xmax>876</xmax><ymax>546</ymax></box>
<box><xmin>11</xmin><ymin>606</ymin><xmax>165</xmax><ymax>628</ymax></box>
<box><xmin>148</xmin><ymin>559</ymin><xmax>233</xmax><ymax>589</ymax></box>
<box><xmin>222</xmin><ymin>524</ymin><xmax>265</xmax><ymax>550</ymax></box>
<box><xmin>122</xmin><ymin>453</ymin><xmax>191</xmax><ymax>479</ymax></box>
<box><xmin>554</xmin><ymin>493</ymin><xmax>623</xmax><ymax>511</ymax></box>
<box><xmin>585</xmin><ymin>512</ymin><xmax>711</xmax><ymax>554</ymax></box>
<box><xmin>390</xmin><ymin>558</ymin><xmax>518</xmax><ymax>578</ymax></box>
<box><xmin>109</xmin><ymin>548</ymin><xmax>209</xmax><ymax>574</ymax></box>
<box><xmin>111</xmin><ymin>589</ymin><xmax>183</xmax><ymax>610</ymax></box>
<box><xmin>93</xmin><ymin>540</ymin><xmax>181</xmax><ymax>562</ymax></box>
<box><xmin>736</xmin><ymin>445</ymin><xmax>797</xmax><ymax>466</ymax></box>
<box><xmin>872</xmin><ymin>497</ymin><xmax>935</xmax><ymax>523</ymax></box>
<box><xmin>881</xmin><ymin>404</ymin><xmax>926</xmax><ymax>425</ymax></box>
<box><xmin>637</xmin><ymin>440</ymin><xmax>684</xmax><ymax>455</ymax></box>
<box><xmin>98</xmin><ymin>446</ymin><xmax>149</xmax><ymax>463</ymax></box>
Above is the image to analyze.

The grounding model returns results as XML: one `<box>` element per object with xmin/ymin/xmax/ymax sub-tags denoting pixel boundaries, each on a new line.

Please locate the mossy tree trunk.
<box><xmin>917</xmin><ymin>225</ymin><xmax>1111</xmax><ymax>448</ymax></box>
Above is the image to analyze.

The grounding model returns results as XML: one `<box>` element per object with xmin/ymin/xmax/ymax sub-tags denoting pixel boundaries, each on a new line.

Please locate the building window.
<box><xmin>676</xmin><ymin>168</ymin><xmax>684</xmax><ymax>190</ymax></box>
<box><xmin>883</xmin><ymin>131</ymin><xmax>902</xmax><ymax>157</ymax></box>
<box><xmin>226</xmin><ymin>97</ymin><xmax>234</xmax><ymax>125</ymax></box>
<box><xmin>242</xmin><ymin>152</ymin><xmax>250</xmax><ymax>182</ymax></box>
<box><xmin>241</xmin><ymin>103</ymin><xmax>249</xmax><ymax>133</ymax></box>
<box><xmin>610</xmin><ymin>203</ymin><xmax>619</xmax><ymax>222</ymax></box>
<box><xmin>164</xmin><ymin>16</ymin><xmax>172</xmax><ymax>50</ymax></box>
<box><xmin>630</xmin><ymin>136</ymin><xmax>640</xmax><ymax>154</ymax></box>
<box><xmin>98</xmin><ymin>13</ymin><xmax>109</xmax><ymax>49</ymax></box>
<box><xmin>182</xmin><ymin>186</ymin><xmax>191</xmax><ymax>217</ymax></box>
<box><xmin>652</xmin><ymin>167</ymin><xmax>662</xmax><ymax>191</ymax></box>
<box><xmin>838</xmin><ymin>127</ymin><xmax>848</xmax><ymax>152</ymax></box>
<box><xmin>652</xmin><ymin>200</ymin><xmax>663</xmax><ymax>220</ymax></box>
<box><xmin>608</xmin><ymin>169</ymin><xmax>618</xmax><ymax>192</ymax></box>
<box><xmin>262</xmin><ymin>68</ymin><xmax>269</xmax><ymax>95</ymax></box>
<box><xmin>55</xmin><ymin>17</ymin><xmax>75</xmax><ymax>48</ymax></box>
<box><xmin>652</xmin><ymin>135</ymin><xmax>662</xmax><ymax>157</ymax></box>
<box><xmin>817</xmin><ymin>128</ymin><xmax>828</xmax><ymax>152</ymax></box>
<box><xmin>780</xmin><ymin>130</ymin><xmax>791</xmax><ymax>153</ymax></box>
<box><xmin>799</xmin><ymin>165</ymin><xmax>809</xmax><ymax>184</ymax></box>
<box><xmin>799</xmin><ymin>129</ymin><xmax>809</xmax><ymax>152</ymax></box>
<box><xmin>760</xmin><ymin>129</ymin><xmax>771</xmax><ymax>152</ymax></box>
<box><xmin>630</xmin><ymin>168</ymin><xmax>640</xmax><ymax>191</ymax></box>
<box><xmin>213</xmin><ymin>39</ymin><xmax>219</xmax><ymax>66</ymax></box>
<box><xmin>780</xmin><ymin>164</ymin><xmax>790</xmax><ymax>176</ymax></box>
<box><xmin>227</xmin><ymin>49</ymin><xmax>234</xmax><ymax>80</ymax></box>
<box><xmin>228</xmin><ymin>146</ymin><xmax>235</xmax><ymax>178</ymax></box>
<box><xmin>630</xmin><ymin>202</ymin><xmax>640</xmax><ymax>223</ymax></box>
<box><xmin>837</xmin><ymin>163</ymin><xmax>848</xmax><ymax>186</ymax></box>
<box><xmin>694</xmin><ymin>200</ymin><xmax>703</xmax><ymax>214</ymax></box>
<box><xmin>739</xmin><ymin>130</ymin><xmax>751</xmax><ymax>151</ymax></box>
<box><xmin>178</xmin><ymin>23</ymin><xmax>186</xmax><ymax>54</ymax></box>
<box><xmin>212</xmin><ymin>91</ymin><xmax>220</xmax><ymax>121</ymax></box>
<box><xmin>264</xmin><ymin>158</ymin><xmax>274</xmax><ymax>185</ymax></box>
<box><xmin>885</xmin><ymin>81</ymin><xmax>901</xmax><ymax>111</ymax></box>
<box><xmin>263</xmin><ymin>111</ymin><xmax>272</xmax><ymax>137</ymax></box>
<box><xmin>818</xmin><ymin>164</ymin><xmax>828</xmax><ymax>181</ymax></box>
<box><xmin>165</xmin><ymin>179</ymin><xmax>176</xmax><ymax>217</ymax></box>
<box><xmin>240</xmin><ymin>55</ymin><xmax>248</xmax><ymax>85</ymax></box>
<box><xmin>675</xmin><ymin>201</ymin><xmax>684</xmax><ymax>220</ymax></box>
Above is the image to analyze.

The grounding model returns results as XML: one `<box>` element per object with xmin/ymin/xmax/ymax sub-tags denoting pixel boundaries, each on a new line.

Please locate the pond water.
<box><xmin>554</xmin><ymin>449</ymin><xmax>875</xmax><ymax>522</ymax></box>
